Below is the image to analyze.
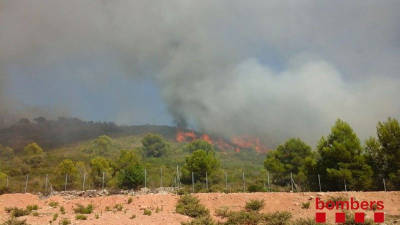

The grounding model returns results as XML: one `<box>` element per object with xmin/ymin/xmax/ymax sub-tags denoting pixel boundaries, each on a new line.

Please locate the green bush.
<box><xmin>245</xmin><ymin>199</ymin><xmax>264</xmax><ymax>212</ymax></box>
<box><xmin>143</xmin><ymin>209</ymin><xmax>152</xmax><ymax>216</ymax></box>
<box><xmin>264</xmin><ymin>211</ymin><xmax>292</xmax><ymax>225</ymax></box>
<box><xmin>114</xmin><ymin>204</ymin><xmax>123</xmax><ymax>211</ymax></box>
<box><xmin>215</xmin><ymin>207</ymin><xmax>230</xmax><ymax>218</ymax></box>
<box><xmin>301</xmin><ymin>202</ymin><xmax>310</xmax><ymax>209</ymax></box>
<box><xmin>217</xmin><ymin>208</ymin><xmax>291</xmax><ymax>225</ymax></box>
<box><xmin>26</xmin><ymin>205</ymin><xmax>38</xmax><ymax>211</ymax></box>
<box><xmin>128</xmin><ymin>197</ymin><xmax>133</xmax><ymax>204</ymax></box>
<box><xmin>248</xmin><ymin>184</ymin><xmax>265</xmax><ymax>193</ymax></box>
<box><xmin>181</xmin><ymin>216</ymin><xmax>216</xmax><ymax>225</ymax></box>
<box><xmin>1</xmin><ymin>217</ymin><xmax>28</xmax><ymax>225</ymax></box>
<box><xmin>176</xmin><ymin>195</ymin><xmax>209</xmax><ymax>218</ymax></box>
<box><xmin>49</xmin><ymin>201</ymin><xmax>59</xmax><ymax>208</ymax></box>
<box><xmin>223</xmin><ymin>211</ymin><xmax>263</xmax><ymax>225</ymax></box>
<box><xmin>53</xmin><ymin>213</ymin><xmax>58</xmax><ymax>221</ymax></box>
<box><xmin>73</xmin><ymin>204</ymin><xmax>93</xmax><ymax>214</ymax></box>
<box><xmin>5</xmin><ymin>207</ymin><xmax>30</xmax><ymax>217</ymax></box>
<box><xmin>75</xmin><ymin>214</ymin><xmax>87</xmax><ymax>220</ymax></box>
<box><xmin>59</xmin><ymin>218</ymin><xmax>71</xmax><ymax>225</ymax></box>
<box><xmin>59</xmin><ymin>206</ymin><xmax>65</xmax><ymax>214</ymax></box>
<box><xmin>292</xmin><ymin>218</ymin><xmax>318</xmax><ymax>225</ymax></box>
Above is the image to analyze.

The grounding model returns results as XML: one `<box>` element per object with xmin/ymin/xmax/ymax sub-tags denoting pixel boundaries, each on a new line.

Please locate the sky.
<box><xmin>0</xmin><ymin>0</ymin><xmax>399</xmax><ymax>146</ymax></box>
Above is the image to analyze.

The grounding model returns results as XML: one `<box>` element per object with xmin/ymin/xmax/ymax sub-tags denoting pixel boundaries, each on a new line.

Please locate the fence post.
<box><xmin>64</xmin><ymin>174</ymin><xmax>68</xmax><ymax>191</ymax></box>
<box><xmin>206</xmin><ymin>172</ymin><xmax>208</xmax><ymax>191</ymax></box>
<box><xmin>192</xmin><ymin>171</ymin><xmax>194</xmax><ymax>193</ymax></box>
<box><xmin>242</xmin><ymin>171</ymin><xmax>246</xmax><ymax>192</ymax></box>
<box><xmin>383</xmin><ymin>178</ymin><xmax>386</xmax><ymax>192</ymax></box>
<box><xmin>225</xmin><ymin>171</ymin><xmax>228</xmax><ymax>191</ymax></box>
<box><xmin>318</xmin><ymin>174</ymin><xmax>322</xmax><ymax>192</ymax></box>
<box><xmin>45</xmin><ymin>174</ymin><xmax>48</xmax><ymax>193</ymax></box>
<box><xmin>176</xmin><ymin>165</ymin><xmax>180</xmax><ymax>188</ymax></box>
<box><xmin>102</xmin><ymin>172</ymin><xmax>105</xmax><ymax>191</ymax></box>
<box><xmin>160</xmin><ymin>168</ymin><xmax>163</xmax><ymax>188</ymax></box>
<box><xmin>24</xmin><ymin>175</ymin><xmax>29</xmax><ymax>193</ymax></box>
<box><xmin>82</xmin><ymin>173</ymin><xmax>86</xmax><ymax>191</ymax></box>
<box><xmin>144</xmin><ymin>168</ymin><xmax>147</xmax><ymax>189</ymax></box>
<box><xmin>290</xmin><ymin>172</ymin><xmax>294</xmax><ymax>192</ymax></box>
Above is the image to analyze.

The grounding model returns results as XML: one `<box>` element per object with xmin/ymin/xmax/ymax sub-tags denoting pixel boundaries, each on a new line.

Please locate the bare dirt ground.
<box><xmin>0</xmin><ymin>192</ymin><xmax>399</xmax><ymax>225</ymax></box>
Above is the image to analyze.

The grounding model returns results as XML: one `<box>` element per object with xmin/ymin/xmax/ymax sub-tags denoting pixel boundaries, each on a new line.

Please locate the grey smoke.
<box><xmin>0</xmin><ymin>0</ymin><xmax>399</xmax><ymax>145</ymax></box>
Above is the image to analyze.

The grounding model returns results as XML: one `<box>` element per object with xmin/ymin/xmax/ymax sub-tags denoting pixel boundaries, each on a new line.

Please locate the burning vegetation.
<box><xmin>176</xmin><ymin>130</ymin><xmax>268</xmax><ymax>153</ymax></box>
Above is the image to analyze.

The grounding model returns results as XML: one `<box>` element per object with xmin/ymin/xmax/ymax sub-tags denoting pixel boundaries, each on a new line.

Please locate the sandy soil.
<box><xmin>0</xmin><ymin>192</ymin><xmax>399</xmax><ymax>224</ymax></box>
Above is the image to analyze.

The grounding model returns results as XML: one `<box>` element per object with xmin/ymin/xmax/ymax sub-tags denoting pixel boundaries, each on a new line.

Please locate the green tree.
<box><xmin>317</xmin><ymin>119</ymin><xmax>373</xmax><ymax>191</ymax></box>
<box><xmin>141</xmin><ymin>134</ymin><xmax>168</xmax><ymax>157</ymax></box>
<box><xmin>92</xmin><ymin>135</ymin><xmax>113</xmax><ymax>155</ymax></box>
<box><xmin>115</xmin><ymin>150</ymin><xmax>144</xmax><ymax>189</ymax></box>
<box><xmin>90</xmin><ymin>157</ymin><xmax>112</xmax><ymax>188</ymax></box>
<box><xmin>117</xmin><ymin>164</ymin><xmax>144</xmax><ymax>189</ymax></box>
<box><xmin>23</xmin><ymin>142</ymin><xmax>46</xmax><ymax>168</ymax></box>
<box><xmin>55</xmin><ymin>159</ymin><xmax>79</xmax><ymax>189</ymax></box>
<box><xmin>374</xmin><ymin>117</ymin><xmax>400</xmax><ymax>188</ymax></box>
<box><xmin>24</xmin><ymin>142</ymin><xmax>44</xmax><ymax>155</ymax></box>
<box><xmin>0</xmin><ymin>171</ymin><xmax>7</xmax><ymax>189</ymax></box>
<box><xmin>182</xmin><ymin>149</ymin><xmax>220</xmax><ymax>183</ymax></box>
<box><xmin>264</xmin><ymin>138</ymin><xmax>314</xmax><ymax>187</ymax></box>
<box><xmin>364</xmin><ymin>137</ymin><xmax>386</xmax><ymax>189</ymax></box>
<box><xmin>0</xmin><ymin>145</ymin><xmax>14</xmax><ymax>160</ymax></box>
<box><xmin>185</xmin><ymin>140</ymin><xmax>214</xmax><ymax>153</ymax></box>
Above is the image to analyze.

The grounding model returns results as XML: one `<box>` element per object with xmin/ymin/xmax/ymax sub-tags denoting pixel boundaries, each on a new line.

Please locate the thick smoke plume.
<box><xmin>1</xmin><ymin>0</ymin><xmax>400</xmax><ymax>145</ymax></box>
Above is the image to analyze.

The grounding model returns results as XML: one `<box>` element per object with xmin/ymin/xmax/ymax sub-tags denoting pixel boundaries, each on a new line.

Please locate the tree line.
<box><xmin>265</xmin><ymin>118</ymin><xmax>400</xmax><ymax>191</ymax></box>
<box><xmin>0</xmin><ymin>117</ymin><xmax>399</xmax><ymax>193</ymax></box>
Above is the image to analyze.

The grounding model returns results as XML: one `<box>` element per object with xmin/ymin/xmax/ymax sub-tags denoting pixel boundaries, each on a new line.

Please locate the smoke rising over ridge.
<box><xmin>1</xmin><ymin>0</ymin><xmax>400</xmax><ymax>145</ymax></box>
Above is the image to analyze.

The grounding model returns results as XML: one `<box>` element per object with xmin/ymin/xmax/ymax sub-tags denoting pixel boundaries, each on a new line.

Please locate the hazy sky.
<box><xmin>1</xmin><ymin>0</ymin><xmax>399</xmax><ymax>146</ymax></box>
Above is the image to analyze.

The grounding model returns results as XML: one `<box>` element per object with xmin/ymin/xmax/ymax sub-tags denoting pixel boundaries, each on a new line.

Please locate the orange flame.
<box><xmin>176</xmin><ymin>130</ymin><xmax>268</xmax><ymax>153</ymax></box>
<box><xmin>201</xmin><ymin>134</ymin><xmax>212</xmax><ymax>144</ymax></box>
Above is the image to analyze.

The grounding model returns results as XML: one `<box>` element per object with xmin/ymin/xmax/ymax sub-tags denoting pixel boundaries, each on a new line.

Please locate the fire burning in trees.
<box><xmin>176</xmin><ymin>130</ymin><xmax>268</xmax><ymax>153</ymax></box>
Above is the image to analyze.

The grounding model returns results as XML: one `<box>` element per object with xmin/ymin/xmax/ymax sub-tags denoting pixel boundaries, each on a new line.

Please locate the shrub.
<box><xmin>181</xmin><ymin>216</ymin><xmax>216</xmax><ymax>225</ymax></box>
<box><xmin>248</xmin><ymin>184</ymin><xmax>265</xmax><ymax>193</ymax></box>
<box><xmin>32</xmin><ymin>212</ymin><xmax>39</xmax><ymax>217</ymax></box>
<box><xmin>301</xmin><ymin>202</ymin><xmax>310</xmax><ymax>209</ymax></box>
<box><xmin>53</xmin><ymin>213</ymin><xmax>58</xmax><ymax>221</ymax></box>
<box><xmin>128</xmin><ymin>197</ymin><xmax>133</xmax><ymax>204</ymax></box>
<box><xmin>130</xmin><ymin>214</ymin><xmax>136</xmax><ymax>219</ymax></box>
<box><xmin>176</xmin><ymin>195</ymin><xmax>209</xmax><ymax>218</ymax></box>
<box><xmin>245</xmin><ymin>199</ymin><xmax>264</xmax><ymax>212</ymax></box>
<box><xmin>59</xmin><ymin>206</ymin><xmax>65</xmax><ymax>214</ymax></box>
<box><xmin>5</xmin><ymin>207</ymin><xmax>30</xmax><ymax>217</ymax></box>
<box><xmin>75</xmin><ymin>214</ymin><xmax>87</xmax><ymax>220</ymax></box>
<box><xmin>143</xmin><ymin>209</ymin><xmax>152</xmax><ymax>216</ymax></box>
<box><xmin>105</xmin><ymin>206</ymin><xmax>111</xmax><ymax>211</ymax></box>
<box><xmin>292</xmin><ymin>218</ymin><xmax>318</xmax><ymax>225</ymax></box>
<box><xmin>223</xmin><ymin>211</ymin><xmax>263</xmax><ymax>225</ymax></box>
<box><xmin>26</xmin><ymin>205</ymin><xmax>38</xmax><ymax>211</ymax></box>
<box><xmin>215</xmin><ymin>207</ymin><xmax>230</xmax><ymax>218</ymax></box>
<box><xmin>1</xmin><ymin>217</ymin><xmax>28</xmax><ymax>225</ymax></box>
<box><xmin>95</xmin><ymin>214</ymin><xmax>99</xmax><ymax>219</ymax></box>
<box><xmin>49</xmin><ymin>201</ymin><xmax>59</xmax><ymax>208</ymax></box>
<box><xmin>114</xmin><ymin>204</ymin><xmax>123</xmax><ymax>211</ymax></box>
<box><xmin>264</xmin><ymin>211</ymin><xmax>292</xmax><ymax>225</ymax></box>
<box><xmin>341</xmin><ymin>212</ymin><xmax>374</xmax><ymax>225</ymax></box>
<box><xmin>73</xmin><ymin>204</ymin><xmax>93</xmax><ymax>214</ymax></box>
<box><xmin>59</xmin><ymin>218</ymin><xmax>71</xmax><ymax>225</ymax></box>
